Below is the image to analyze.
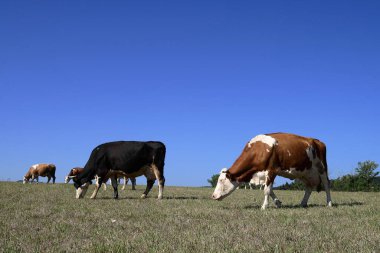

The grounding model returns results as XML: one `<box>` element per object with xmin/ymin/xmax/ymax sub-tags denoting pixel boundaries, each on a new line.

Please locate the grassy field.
<box><xmin>0</xmin><ymin>182</ymin><xmax>379</xmax><ymax>253</ymax></box>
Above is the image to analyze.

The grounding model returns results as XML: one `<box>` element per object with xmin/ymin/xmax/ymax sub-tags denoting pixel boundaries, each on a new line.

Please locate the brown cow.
<box><xmin>23</xmin><ymin>164</ymin><xmax>56</xmax><ymax>184</ymax></box>
<box><xmin>212</xmin><ymin>133</ymin><xmax>332</xmax><ymax>209</ymax></box>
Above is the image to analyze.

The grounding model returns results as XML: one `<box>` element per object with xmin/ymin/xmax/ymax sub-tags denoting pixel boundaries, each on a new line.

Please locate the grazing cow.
<box><xmin>212</xmin><ymin>133</ymin><xmax>332</xmax><ymax>209</ymax></box>
<box><xmin>23</xmin><ymin>164</ymin><xmax>56</xmax><ymax>184</ymax></box>
<box><xmin>73</xmin><ymin>141</ymin><xmax>166</xmax><ymax>199</ymax></box>
<box><xmin>119</xmin><ymin>177</ymin><xmax>136</xmax><ymax>191</ymax></box>
<box><xmin>249</xmin><ymin>171</ymin><xmax>267</xmax><ymax>190</ymax></box>
<box><xmin>66</xmin><ymin>168</ymin><xmax>136</xmax><ymax>191</ymax></box>
<box><xmin>103</xmin><ymin>177</ymin><xmax>136</xmax><ymax>191</ymax></box>
<box><xmin>96</xmin><ymin>176</ymin><xmax>136</xmax><ymax>191</ymax></box>
<box><xmin>239</xmin><ymin>171</ymin><xmax>266</xmax><ymax>189</ymax></box>
<box><xmin>65</xmin><ymin>167</ymin><xmax>84</xmax><ymax>183</ymax></box>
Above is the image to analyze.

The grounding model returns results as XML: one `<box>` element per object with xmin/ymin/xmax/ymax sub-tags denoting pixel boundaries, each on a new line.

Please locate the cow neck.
<box><xmin>229</xmin><ymin>143</ymin><xmax>271</xmax><ymax>182</ymax></box>
<box><xmin>228</xmin><ymin>155</ymin><xmax>252</xmax><ymax>182</ymax></box>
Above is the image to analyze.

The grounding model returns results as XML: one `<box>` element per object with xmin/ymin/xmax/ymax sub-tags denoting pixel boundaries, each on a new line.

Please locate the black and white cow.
<box><xmin>73</xmin><ymin>141</ymin><xmax>166</xmax><ymax>200</ymax></box>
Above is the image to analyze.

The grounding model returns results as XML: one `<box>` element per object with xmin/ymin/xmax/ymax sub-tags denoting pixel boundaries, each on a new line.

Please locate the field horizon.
<box><xmin>0</xmin><ymin>182</ymin><xmax>379</xmax><ymax>252</ymax></box>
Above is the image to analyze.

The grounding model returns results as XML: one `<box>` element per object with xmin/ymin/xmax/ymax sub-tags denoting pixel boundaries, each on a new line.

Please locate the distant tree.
<box><xmin>208</xmin><ymin>174</ymin><xmax>219</xmax><ymax>188</ymax></box>
<box><xmin>355</xmin><ymin>160</ymin><xmax>379</xmax><ymax>191</ymax></box>
<box><xmin>331</xmin><ymin>174</ymin><xmax>357</xmax><ymax>191</ymax></box>
<box><xmin>331</xmin><ymin>160</ymin><xmax>379</xmax><ymax>192</ymax></box>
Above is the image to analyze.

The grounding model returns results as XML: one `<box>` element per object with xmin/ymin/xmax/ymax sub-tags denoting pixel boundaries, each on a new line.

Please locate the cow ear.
<box><xmin>220</xmin><ymin>168</ymin><xmax>227</xmax><ymax>173</ymax></box>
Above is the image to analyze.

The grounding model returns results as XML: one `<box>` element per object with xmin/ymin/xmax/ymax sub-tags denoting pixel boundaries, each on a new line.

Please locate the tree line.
<box><xmin>208</xmin><ymin>160</ymin><xmax>380</xmax><ymax>192</ymax></box>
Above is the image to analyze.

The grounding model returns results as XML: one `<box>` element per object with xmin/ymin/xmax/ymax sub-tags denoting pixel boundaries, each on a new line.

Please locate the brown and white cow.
<box><xmin>212</xmin><ymin>133</ymin><xmax>332</xmax><ymax>209</ymax></box>
<box><xmin>96</xmin><ymin>175</ymin><xmax>136</xmax><ymax>191</ymax></box>
<box><xmin>65</xmin><ymin>167</ymin><xmax>85</xmax><ymax>184</ymax></box>
<box><xmin>23</xmin><ymin>164</ymin><xmax>56</xmax><ymax>184</ymax></box>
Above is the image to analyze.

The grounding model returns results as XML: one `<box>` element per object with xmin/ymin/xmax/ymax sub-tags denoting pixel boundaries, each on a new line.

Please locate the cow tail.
<box><xmin>314</xmin><ymin>139</ymin><xmax>329</xmax><ymax>191</ymax></box>
<box><xmin>155</xmin><ymin>145</ymin><xmax>166</xmax><ymax>171</ymax></box>
<box><xmin>49</xmin><ymin>164</ymin><xmax>56</xmax><ymax>177</ymax></box>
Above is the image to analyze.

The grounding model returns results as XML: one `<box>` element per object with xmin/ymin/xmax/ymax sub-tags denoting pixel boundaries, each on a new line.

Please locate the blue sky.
<box><xmin>1</xmin><ymin>1</ymin><xmax>379</xmax><ymax>186</ymax></box>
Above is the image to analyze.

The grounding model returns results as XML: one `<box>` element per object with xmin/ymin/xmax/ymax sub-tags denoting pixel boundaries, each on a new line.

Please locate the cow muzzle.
<box><xmin>211</xmin><ymin>193</ymin><xmax>223</xmax><ymax>201</ymax></box>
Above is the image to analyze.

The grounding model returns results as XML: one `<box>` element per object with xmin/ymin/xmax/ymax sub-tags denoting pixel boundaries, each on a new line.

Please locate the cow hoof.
<box><xmin>327</xmin><ymin>202</ymin><xmax>333</xmax><ymax>207</ymax></box>
<box><xmin>140</xmin><ymin>194</ymin><xmax>147</xmax><ymax>199</ymax></box>
<box><xmin>157</xmin><ymin>195</ymin><xmax>163</xmax><ymax>200</ymax></box>
<box><xmin>274</xmin><ymin>200</ymin><xmax>282</xmax><ymax>208</ymax></box>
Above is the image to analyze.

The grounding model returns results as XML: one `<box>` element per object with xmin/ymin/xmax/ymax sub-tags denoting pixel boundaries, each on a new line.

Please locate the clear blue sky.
<box><xmin>1</xmin><ymin>1</ymin><xmax>379</xmax><ymax>186</ymax></box>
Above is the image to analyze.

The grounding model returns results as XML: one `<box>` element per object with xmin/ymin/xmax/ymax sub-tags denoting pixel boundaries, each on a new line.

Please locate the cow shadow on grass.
<box><xmin>243</xmin><ymin>201</ymin><xmax>364</xmax><ymax>209</ymax></box>
<box><xmin>93</xmin><ymin>196</ymin><xmax>204</xmax><ymax>200</ymax></box>
<box><xmin>163</xmin><ymin>196</ymin><xmax>205</xmax><ymax>200</ymax></box>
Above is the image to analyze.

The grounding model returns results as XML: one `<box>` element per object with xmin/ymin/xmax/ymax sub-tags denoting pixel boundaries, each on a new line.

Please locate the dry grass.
<box><xmin>0</xmin><ymin>182</ymin><xmax>379</xmax><ymax>252</ymax></box>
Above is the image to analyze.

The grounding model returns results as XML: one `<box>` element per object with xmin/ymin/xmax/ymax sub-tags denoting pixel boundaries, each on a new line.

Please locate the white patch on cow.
<box><xmin>247</xmin><ymin>134</ymin><xmax>276</xmax><ymax>148</ymax></box>
<box><xmin>23</xmin><ymin>176</ymin><xmax>27</xmax><ymax>184</ymax></box>
<box><xmin>76</xmin><ymin>182</ymin><xmax>90</xmax><ymax>199</ymax></box>
<box><xmin>76</xmin><ymin>188</ymin><xmax>83</xmax><ymax>199</ymax></box>
<box><xmin>287</xmin><ymin>150</ymin><xmax>291</xmax><ymax>156</ymax></box>
<box><xmin>32</xmin><ymin>164</ymin><xmax>39</xmax><ymax>170</ymax></box>
<box><xmin>212</xmin><ymin>168</ymin><xmax>239</xmax><ymax>200</ymax></box>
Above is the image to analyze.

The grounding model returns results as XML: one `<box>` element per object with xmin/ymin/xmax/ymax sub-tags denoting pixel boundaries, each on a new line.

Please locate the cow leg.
<box><xmin>261</xmin><ymin>173</ymin><xmax>276</xmax><ymax>210</ymax></box>
<box><xmin>320</xmin><ymin>173</ymin><xmax>332</xmax><ymax>207</ymax></box>
<box><xmin>102</xmin><ymin>179</ymin><xmax>107</xmax><ymax>190</ymax></box>
<box><xmin>52</xmin><ymin>175</ymin><xmax>56</xmax><ymax>184</ymax></box>
<box><xmin>131</xmin><ymin>178</ymin><xmax>136</xmax><ymax>190</ymax></box>
<box><xmin>121</xmin><ymin>177</ymin><xmax>127</xmax><ymax>191</ymax></box>
<box><xmin>152</xmin><ymin>165</ymin><xmax>165</xmax><ymax>199</ymax></box>
<box><xmin>300</xmin><ymin>187</ymin><xmax>312</xmax><ymax>207</ymax></box>
<box><xmin>90</xmin><ymin>176</ymin><xmax>102</xmax><ymax>199</ymax></box>
<box><xmin>141</xmin><ymin>179</ymin><xmax>155</xmax><ymax>199</ymax></box>
<box><xmin>35</xmin><ymin>176</ymin><xmax>39</xmax><ymax>184</ymax></box>
<box><xmin>47</xmin><ymin>176</ymin><xmax>51</xmax><ymax>184</ymax></box>
<box><xmin>76</xmin><ymin>182</ymin><xmax>90</xmax><ymax>199</ymax></box>
<box><xmin>111</xmin><ymin>177</ymin><xmax>119</xmax><ymax>199</ymax></box>
<box><xmin>262</xmin><ymin>184</ymin><xmax>272</xmax><ymax>210</ymax></box>
<box><xmin>269</xmin><ymin>189</ymin><xmax>282</xmax><ymax>207</ymax></box>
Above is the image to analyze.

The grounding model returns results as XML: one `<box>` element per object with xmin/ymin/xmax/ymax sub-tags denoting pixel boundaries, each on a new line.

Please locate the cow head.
<box><xmin>23</xmin><ymin>176</ymin><xmax>28</xmax><ymax>184</ymax></box>
<box><xmin>64</xmin><ymin>174</ymin><xmax>77</xmax><ymax>183</ymax></box>
<box><xmin>212</xmin><ymin>168</ymin><xmax>239</xmax><ymax>200</ymax></box>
